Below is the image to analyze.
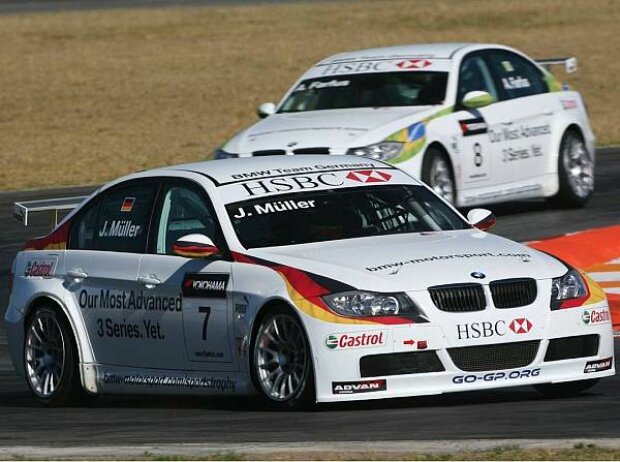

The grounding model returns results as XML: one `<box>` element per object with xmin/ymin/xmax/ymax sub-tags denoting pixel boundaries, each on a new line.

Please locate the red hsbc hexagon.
<box><xmin>509</xmin><ymin>318</ymin><xmax>532</xmax><ymax>334</ymax></box>
<box><xmin>396</xmin><ymin>59</ymin><xmax>432</xmax><ymax>70</ymax></box>
<box><xmin>346</xmin><ymin>170</ymin><xmax>392</xmax><ymax>183</ymax></box>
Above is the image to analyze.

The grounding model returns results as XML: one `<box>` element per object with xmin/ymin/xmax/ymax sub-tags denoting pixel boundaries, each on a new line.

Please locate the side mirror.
<box><xmin>467</xmin><ymin>208</ymin><xmax>496</xmax><ymax>231</ymax></box>
<box><xmin>257</xmin><ymin>102</ymin><xmax>276</xmax><ymax>119</ymax></box>
<box><xmin>172</xmin><ymin>234</ymin><xmax>220</xmax><ymax>258</ymax></box>
<box><xmin>462</xmin><ymin>90</ymin><xmax>495</xmax><ymax>109</ymax></box>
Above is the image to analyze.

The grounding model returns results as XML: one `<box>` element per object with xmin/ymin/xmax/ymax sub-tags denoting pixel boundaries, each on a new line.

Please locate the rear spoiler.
<box><xmin>13</xmin><ymin>196</ymin><xmax>88</xmax><ymax>227</ymax></box>
<box><xmin>536</xmin><ymin>57</ymin><xmax>578</xmax><ymax>74</ymax></box>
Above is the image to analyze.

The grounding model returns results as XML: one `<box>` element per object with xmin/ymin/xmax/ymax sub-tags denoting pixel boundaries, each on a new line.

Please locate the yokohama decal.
<box><xmin>182</xmin><ymin>273</ymin><xmax>229</xmax><ymax>299</ymax></box>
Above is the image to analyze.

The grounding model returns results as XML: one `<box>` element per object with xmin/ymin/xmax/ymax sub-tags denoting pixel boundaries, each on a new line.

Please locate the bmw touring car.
<box><xmin>216</xmin><ymin>43</ymin><xmax>595</xmax><ymax>208</ymax></box>
<box><xmin>6</xmin><ymin>155</ymin><xmax>613</xmax><ymax>408</ymax></box>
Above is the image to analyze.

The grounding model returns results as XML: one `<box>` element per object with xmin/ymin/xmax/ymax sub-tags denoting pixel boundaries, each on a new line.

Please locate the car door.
<box><xmin>64</xmin><ymin>180</ymin><xmax>162</xmax><ymax>368</ymax></box>
<box><xmin>451</xmin><ymin>52</ymin><xmax>503</xmax><ymax>190</ymax></box>
<box><xmin>484</xmin><ymin>50</ymin><xmax>554</xmax><ymax>187</ymax></box>
<box><xmin>138</xmin><ymin>179</ymin><xmax>237</xmax><ymax>372</ymax></box>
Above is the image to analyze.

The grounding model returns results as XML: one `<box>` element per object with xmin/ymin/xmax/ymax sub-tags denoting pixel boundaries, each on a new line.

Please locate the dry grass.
<box><xmin>0</xmin><ymin>0</ymin><xmax>618</xmax><ymax>190</ymax></box>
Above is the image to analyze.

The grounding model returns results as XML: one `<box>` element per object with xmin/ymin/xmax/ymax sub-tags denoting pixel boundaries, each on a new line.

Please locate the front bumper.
<box><xmin>308</xmin><ymin>301</ymin><xmax>615</xmax><ymax>403</ymax></box>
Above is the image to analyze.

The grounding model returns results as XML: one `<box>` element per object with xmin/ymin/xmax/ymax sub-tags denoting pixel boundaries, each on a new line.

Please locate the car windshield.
<box><xmin>278</xmin><ymin>72</ymin><xmax>448</xmax><ymax>113</ymax></box>
<box><xmin>226</xmin><ymin>185</ymin><xmax>469</xmax><ymax>249</ymax></box>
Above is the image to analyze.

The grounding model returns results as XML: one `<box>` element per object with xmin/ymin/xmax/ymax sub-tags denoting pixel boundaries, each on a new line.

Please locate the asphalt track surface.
<box><xmin>0</xmin><ymin>150</ymin><xmax>618</xmax><ymax>447</ymax></box>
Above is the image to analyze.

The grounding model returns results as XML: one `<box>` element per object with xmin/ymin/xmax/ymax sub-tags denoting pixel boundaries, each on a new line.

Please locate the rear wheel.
<box><xmin>534</xmin><ymin>379</ymin><xmax>599</xmax><ymax>397</ymax></box>
<box><xmin>252</xmin><ymin>307</ymin><xmax>315</xmax><ymax>410</ymax></box>
<box><xmin>24</xmin><ymin>305</ymin><xmax>86</xmax><ymax>406</ymax></box>
<box><xmin>422</xmin><ymin>147</ymin><xmax>456</xmax><ymax>204</ymax></box>
<box><xmin>553</xmin><ymin>129</ymin><xmax>593</xmax><ymax>207</ymax></box>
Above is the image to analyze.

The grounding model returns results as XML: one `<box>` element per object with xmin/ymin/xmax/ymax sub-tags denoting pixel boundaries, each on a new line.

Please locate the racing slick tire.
<box><xmin>24</xmin><ymin>305</ymin><xmax>89</xmax><ymax>406</ymax></box>
<box><xmin>533</xmin><ymin>379</ymin><xmax>599</xmax><ymax>397</ymax></box>
<box><xmin>422</xmin><ymin>146</ymin><xmax>456</xmax><ymax>205</ymax></box>
<box><xmin>251</xmin><ymin>306</ymin><xmax>315</xmax><ymax>410</ymax></box>
<box><xmin>552</xmin><ymin>129</ymin><xmax>594</xmax><ymax>208</ymax></box>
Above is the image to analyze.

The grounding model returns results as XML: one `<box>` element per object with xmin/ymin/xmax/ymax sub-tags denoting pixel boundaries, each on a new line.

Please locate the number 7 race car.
<box><xmin>216</xmin><ymin>43</ymin><xmax>595</xmax><ymax>208</ymax></box>
<box><xmin>6</xmin><ymin>155</ymin><xmax>613</xmax><ymax>409</ymax></box>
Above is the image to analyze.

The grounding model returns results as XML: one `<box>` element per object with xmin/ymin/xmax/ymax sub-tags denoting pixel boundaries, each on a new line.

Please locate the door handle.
<box><xmin>542</xmin><ymin>108</ymin><xmax>554</xmax><ymax>116</ymax></box>
<box><xmin>138</xmin><ymin>275</ymin><xmax>161</xmax><ymax>289</ymax></box>
<box><xmin>66</xmin><ymin>269</ymin><xmax>88</xmax><ymax>282</ymax></box>
<box><xmin>501</xmin><ymin>119</ymin><xmax>513</xmax><ymax>126</ymax></box>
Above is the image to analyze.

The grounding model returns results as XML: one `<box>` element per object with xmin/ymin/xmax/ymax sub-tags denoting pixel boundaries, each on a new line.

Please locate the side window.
<box><xmin>457</xmin><ymin>55</ymin><xmax>498</xmax><ymax>104</ymax></box>
<box><xmin>94</xmin><ymin>183</ymin><xmax>157</xmax><ymax>253</ymax></box>
<box><xmin>486</xmin><ymin>51</ymin><xmax>547</xmax><ymax>100</ymax></box>
<box><xmin>68</xmin><ymin>197</ymin><xmax>101</xmax><ymax>250</ymax></box>
<box><xmin>155</xmin><ymin>184</ymin><xmax>218</xmax><ymax>255</ymax></box>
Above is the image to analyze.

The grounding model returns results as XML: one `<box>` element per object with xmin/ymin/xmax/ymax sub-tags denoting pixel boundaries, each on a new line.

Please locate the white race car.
<box><xmin>216</xmin><ymin>43</ymin><xmax>595</xmax><ymax>208</ymax></box>
<box><xmin>6</xmin><ymin>156</ymin><xmax>613</xmax><ymax>409</ymax></box>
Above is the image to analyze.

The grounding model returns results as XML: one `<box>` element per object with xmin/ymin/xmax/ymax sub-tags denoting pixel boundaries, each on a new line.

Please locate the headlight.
<box><xmin>214</xmin><ymin>147</ymin><xmax>239</xmax><ymax>160</ymax></box>
<box><xmin>550</xmin><ymin>269</ymin><xmax>589</xmax><ymax>310</ymax></box>
<box><xmin>346</xmin><ymin>142</ymin><xmax>404</xmax><ymax>161</ymax></box>
<box><xmin>322</xmin><ymin>291</ymin><xmax>427</xmax><ymax>320</ymax></box>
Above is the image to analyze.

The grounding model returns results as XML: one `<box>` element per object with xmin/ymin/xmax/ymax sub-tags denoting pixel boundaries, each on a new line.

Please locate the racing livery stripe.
<box><xmin>231</xmin><ymin>252</ymin><xmax>418</xmax><ymax>325</ymax></box>
<box><xmin>384</xmin><ymin>106</ymin><xmax>453</xmax><ymax>164</ymax></box>
<box><xmin>24</xmin><ymin>221</ymin><xmax>70</xmax><ymax>251</ymax></box>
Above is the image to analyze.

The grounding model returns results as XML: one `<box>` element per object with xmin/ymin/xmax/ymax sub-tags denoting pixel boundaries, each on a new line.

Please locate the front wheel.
<box><xmin>24</xmin><ymin>306</ymin><xmax>86</xmax><ymax>406</ymax></box>
<box><xmin>252</xmin><ymin>308</ymin><xmax>315</xmax><ymax>410</ymax></box>
<box><xmin>534</xmin><ymin>378</ymin><xmax>599</xmax><ymax>397</ymax></box>
<box><xmin>553</xmin><ymin>130</ymin><xmax>594</xmax><ymax>207</ymax></box>
<box><xmin>422</xmin><ymin>147</ymin><xmax>456</xmax><ymax>205</ymax></box>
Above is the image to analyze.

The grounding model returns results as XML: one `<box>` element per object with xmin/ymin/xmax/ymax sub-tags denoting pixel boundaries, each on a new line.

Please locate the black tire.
<box><xmin>552</xmin><ymin>129</ymin><xmax>594</xmax><ymax>208</ymax></box>
<box><xmin>421</xmin><ymin>146</ymin><xmax>456</xmax><ymax>204</ymax></box>
<box><xmin>251</xmin><ymin>306</ymin><xmax>315</xmax><ymax>410</ymax></box>
<box><xmin>24</xmin><ymin>305</ymin><xmax>88</xmax><ymax>406</ymax></box>
<box><xmin>534</xmin><ymin>379</ymin><xmax>599</xmax><ymax>398</ymax></box>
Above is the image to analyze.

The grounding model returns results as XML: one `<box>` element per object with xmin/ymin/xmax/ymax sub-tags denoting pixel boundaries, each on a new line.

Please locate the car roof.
<box><xmin>152</xmin><ymin>154</ymin><xmax>410</xmax><ymax>186</ymax></box>
<box><xmin>316</xmin><ymin>42</ymin><xmax>479</xmax><ymax>64</ymax></box>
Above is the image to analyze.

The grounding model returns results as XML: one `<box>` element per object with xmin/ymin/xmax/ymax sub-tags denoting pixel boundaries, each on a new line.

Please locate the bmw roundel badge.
<box><xmin>471</xmin><ymin>272</ymin><xmax>486</xmax><ymax>279</ymax></box>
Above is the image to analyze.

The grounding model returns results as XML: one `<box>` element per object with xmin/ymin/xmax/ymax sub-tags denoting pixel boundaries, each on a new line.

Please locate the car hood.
<box><xmin>225</xmin><ymin>106</ymin><xmax>437</xmax><ymax>154</ymax></box>
<box><xmin>248</xmin><ymin>230</ymin><xmax>567</xmax><ymax>294</ymax></box>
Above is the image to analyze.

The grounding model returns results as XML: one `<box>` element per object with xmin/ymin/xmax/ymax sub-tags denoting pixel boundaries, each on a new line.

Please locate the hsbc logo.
<box><xmin>509</xmin><ymin>318</ymin><xmax>532</xmax><ymax>334</ymax></box>
<box><xmin>346</xmin><ymin>170</ymin><xmax>392</xmax><ymax>183</ymax></box>
<box><xmin>457</xmin><ymin>318</ymin><xmax>533</xmax><ymax>340</ymax></box>
<box><xmin>396</xmin><ymin>59</ymin><xmax>431</xmax><ymax>70</ymax></box>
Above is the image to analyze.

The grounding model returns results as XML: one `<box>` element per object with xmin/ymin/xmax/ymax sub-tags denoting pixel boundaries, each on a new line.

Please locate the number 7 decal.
<box><xmin>199</xmin><ymin>306</ymin><xmax>212</xmax><ymax>341</ymax></box>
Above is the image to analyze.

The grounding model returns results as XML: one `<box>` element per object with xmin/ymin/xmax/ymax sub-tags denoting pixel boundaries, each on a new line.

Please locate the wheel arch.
<box><xmin>23</xmin><ymin>294</ymin><xmax>97</xmax><ymax>393</ymax></box>
<box><xmin>246</xmin><ymin>298</ymin><xmax>315</xmax><ymax>394</ymax></box>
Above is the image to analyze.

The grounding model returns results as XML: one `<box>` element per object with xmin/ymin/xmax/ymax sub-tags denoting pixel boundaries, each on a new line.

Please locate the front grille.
<box><xmin>490</xmin><ymin>278</ymin><xmax>537</xmax><ymax>308</ymax></box>
<box><xmin>252</xmin><ymin>149</ymin><xmax>286</xmax><ymax>156</ymax></box>
<box><xmin>360</xmin><ymin>351</ymin><xmax>444</xmax><ymax>377</ymax></box>
<box><xmin>293</xmin><ymin>147</ymin><xmax>330</xmax><ymax>155</ymax></box>
<box><xmin>544</xmin><ymin>334</ymin><xmax>599</xmax><ymax>362</ymax></box>
<box><xmin>448</xmin><ymin>340</ymin><xmax>540</xmax><ymax>372</ymax></box>
<box><xmin>428</xmin><ymin>283</ymin><xmax>486</xmax><ymax>312</ymax></box>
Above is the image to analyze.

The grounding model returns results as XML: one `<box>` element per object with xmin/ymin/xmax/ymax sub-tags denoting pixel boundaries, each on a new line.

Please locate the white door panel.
<box><xmin>138</xmin><ymin>255</ymin><xmax>236</xmax><ymax>372</ymax></box>
<box><xmin>64</xmin><ymin>250</ymin><xmax>149</xmax><ymax>368</ymax></box>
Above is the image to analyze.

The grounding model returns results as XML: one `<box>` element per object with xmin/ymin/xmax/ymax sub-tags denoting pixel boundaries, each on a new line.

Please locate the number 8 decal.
<box><xmin>474</xmin><ymin>142</ymin><xmax>483</xmax><ymax>167</ymax></box>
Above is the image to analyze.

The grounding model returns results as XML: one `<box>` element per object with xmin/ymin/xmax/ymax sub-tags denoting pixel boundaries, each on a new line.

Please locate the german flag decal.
<box><xmin>120</xmin><ymin>197</ymin><xmax>135</xmax><ymax>213</ymax></box>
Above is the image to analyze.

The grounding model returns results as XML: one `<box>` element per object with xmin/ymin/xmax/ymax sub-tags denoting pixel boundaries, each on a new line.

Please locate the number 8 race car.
<box><xmin>216</xmin><ymin>43</ymin><xmax>595</xmax><ymax>208</ymax></box>
<box><xmin>6</xmin><ymin>155</ymin><xmax>614</xmax><ymax>409</ymax></box>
